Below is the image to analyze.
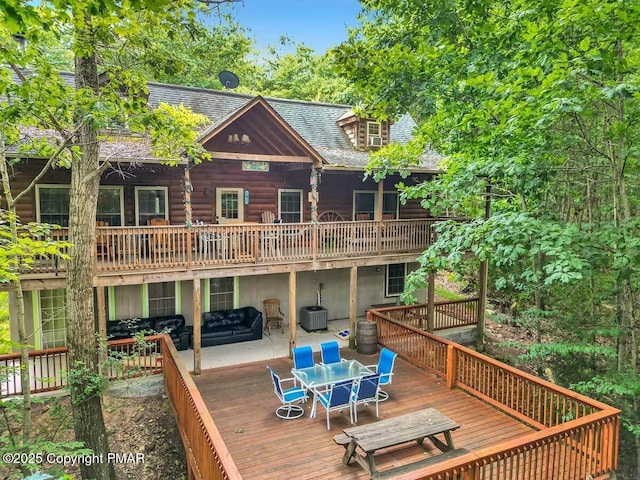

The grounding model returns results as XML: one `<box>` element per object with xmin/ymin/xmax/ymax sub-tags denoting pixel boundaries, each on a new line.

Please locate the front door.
<box><xmin>216</xmin><ymin>188</ymin><xmax>244</xmax><ymax>224</ymax></box>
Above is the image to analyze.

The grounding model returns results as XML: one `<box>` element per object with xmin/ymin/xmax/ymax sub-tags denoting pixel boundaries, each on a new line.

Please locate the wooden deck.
<box><xmin>192</xmin><ymin>348</ymin><xmax>533</xmax><ymax>480</ymax></box>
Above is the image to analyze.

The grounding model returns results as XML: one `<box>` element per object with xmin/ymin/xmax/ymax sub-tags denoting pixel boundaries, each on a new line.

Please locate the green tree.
<box><xmin>2</xmin><ymin>2</ymin><xmax>213</xmax><ymax>478</ymax></box>
<box><xmin>98</xmin><ymin>15</ymin><xmax>262</xmax><ymax>91</ymax></box>
<box><xmin>335</xmin><ymin>0</ymin><xmax>639</xmax><ymax>475</ymax></box>
<box><xmin>0</xmin><ymin>33</ymin><xmax>74</xmax><ymax>476</ymax></box>
<box><xmin>258</xmin><ymin>40</ymin><xmax>355</xmax><ymax>103</ymax></box>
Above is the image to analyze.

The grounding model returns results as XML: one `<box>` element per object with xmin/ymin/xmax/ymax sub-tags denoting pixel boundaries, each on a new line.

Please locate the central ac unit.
<box><xmin>368</xmin><ymin>136</ymin><xmax>382</xmax><ymax>147</ymax></box>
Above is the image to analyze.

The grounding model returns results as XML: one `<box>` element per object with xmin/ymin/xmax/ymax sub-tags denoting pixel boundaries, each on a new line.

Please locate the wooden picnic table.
<box><xmin>334</xmin><ymin>407</ymin><xmax>466</xmax><ymax>478</ymax></box>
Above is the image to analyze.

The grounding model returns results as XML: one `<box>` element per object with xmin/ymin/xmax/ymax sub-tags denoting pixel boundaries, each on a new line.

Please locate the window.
<box><xmin>148</xmin><ymin>282</ymin><xmax>175</xmax><ymax>317</ymax></box>
<box><xmin>382</xmin><ymin>193</ymin><xmax>398</xmax><ymax>219</ymax></box>
<box><xmin>135</xmin><ymin>187</ymin><xmax>168</xmax><ymax>226</ymax></box>
<box><xmin>37</xmin><ymin>185</ymin><xmax>123</xmax><ymax>227</ymax></box>
<box><xmin>40</xmin><ymin>289</ymin><xmax>68</xmax><ymax>348</ymax></box>
<box><xmin>37</xmin><ymin>186</ymin><xmax>70</xmax><ymax>226</ymax></box>
<box><xmin>367</xmin><ymin>121</ymin><xmax>382</xmax><ymax>147</ymax></box>
<box><xmin>353</xmin><ymin>191</ymin><xmax>399</xmax><ymax>220</ymax></box>
<box><xmin>386</xmin><ymin>263</ymin><xmax>406</xmax><ymax>297</ymax></box>
<box><xmin>215</xmin><ymin>188</ymin><xmax>244</xmax><ymax>223</ymax></box>
<box><xmin>278</xmin><ymin>189</ymin><xmax>303</xmax><ymax>223</ymax></box>
<box><xmin>97</xmin><ymin>187</ymin><xmax>124</xmax><ymax>226</ymax></box>
<box><xmin>354</xmin><ymin>192</ymin><xmax>375</xmax><ymax>220</ymax></box>
<box><xmin>209</xmin><ymin>277</ymin><xmax>234</xmax><ymax>311</ymax></box>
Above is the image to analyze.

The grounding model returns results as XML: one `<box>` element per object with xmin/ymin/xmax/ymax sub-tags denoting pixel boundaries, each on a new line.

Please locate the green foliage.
<box><xmin>336</xmin><ymin>1</ymin><xmax>640</xmax><ymax>473</ymax></box>
<box><xmin>0</xmin><ymin>292</ymin><xmax>9</xmax><ymax>353</ymax></box>
<box><xmin>0</xmin><ymin>210</ymin><xmax>71</xmax><ymax>284</ymax></box>
<box><xmin>133</xmin><ymin>102</ymin><xmax>211</xmax><ymax>164</ymax></box>
<box><xmin>0</xmin><ymin>397</ymin><xmax>89</xmax><ymax>479</ymax></box>
<box><xmin>91</xmin><ymin>13</ymin><xmax>263</xmax><ymax>93</ymax></box>
<box><xmin>66</xmin><ymin>361</ymin><xmax>109</xmax><ymax>406</ymax></box>
<box><xmin>256</xmin><ymin>41</ymin><xmax>355</xmax><ymax>103</ymax></box>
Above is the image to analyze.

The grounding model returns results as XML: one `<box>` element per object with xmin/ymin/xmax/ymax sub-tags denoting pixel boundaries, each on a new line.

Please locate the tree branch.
<box><xmin>12</xmin><ymin>129</ymin><xmax>80</xmax><ymax>205</ymax></box>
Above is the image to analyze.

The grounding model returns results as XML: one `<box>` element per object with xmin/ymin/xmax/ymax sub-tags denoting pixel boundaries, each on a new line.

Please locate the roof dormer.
<box><xmin>337</xmin><ymin>110</ymin><xmax>391</xmax><ymax>151</ymax></box>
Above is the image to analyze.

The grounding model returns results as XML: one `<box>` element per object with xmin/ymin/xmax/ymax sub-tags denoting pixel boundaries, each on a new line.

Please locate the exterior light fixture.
<box><xmin>227</xmin><ymin>133</ymin><xmax>251</xmax><ymax>146</ymax></box>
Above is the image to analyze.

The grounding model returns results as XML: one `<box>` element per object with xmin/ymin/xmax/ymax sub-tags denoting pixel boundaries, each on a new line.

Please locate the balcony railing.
<box><xmin>21</xmin><ymin>219</ymin><xmax>439</xmax><ymax>275</ymax></box>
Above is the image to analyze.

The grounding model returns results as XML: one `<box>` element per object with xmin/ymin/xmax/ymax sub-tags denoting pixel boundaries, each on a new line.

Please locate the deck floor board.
<box><xmin>192</xmin><ymin>349</ymin><xmax>533</xmax><ymax>479</ymax></box>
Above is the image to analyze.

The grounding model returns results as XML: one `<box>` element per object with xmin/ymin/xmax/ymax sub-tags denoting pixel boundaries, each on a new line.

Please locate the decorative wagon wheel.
<box><xmin>317</xmin><ymin>211</ymin><xmax>343</xmax><ymax>254</ymax></box>
<box><xmin>318</xmin><ymin>211</ymin><xmax>344</xmax><ymax>222</ymax></box>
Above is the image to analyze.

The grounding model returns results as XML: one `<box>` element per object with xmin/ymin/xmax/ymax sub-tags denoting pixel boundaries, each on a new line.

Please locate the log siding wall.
<box><xmin>8</xmin><ymin>158</ymin><xmax>433</xmax><ymax>225</ymax></box>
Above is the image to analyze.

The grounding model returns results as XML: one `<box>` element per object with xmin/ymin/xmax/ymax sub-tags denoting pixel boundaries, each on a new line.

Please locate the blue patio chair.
<box><xmin>312</xmin><ymin>379</ymin><xmax>355</xmax><ymax>430</ymax></box>
<box><xmin>267</xmin><ymin>366</ymin><xmax>308</xmax><ymax>419</ymax></box>
<box><xmin>320</xmin><ymin>341</ymin><xmax>344</xmax><ymax>365</ymax></box>
<box><xmin>366</xmin><ymin>347</ymin><xmax>397</xmax><ymax>401</ymax></box>
<box><xmin>292</xmin><ymin>345</ymin><xmax>315</xmax><ymax>370</ymax></box>
<box><xmin>351</xmin><ymin>373</ymin><xmax>381</xmax><ymax>423</ymax></box>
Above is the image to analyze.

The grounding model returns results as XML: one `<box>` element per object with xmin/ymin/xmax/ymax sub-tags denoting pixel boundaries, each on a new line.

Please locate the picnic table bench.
<box><xmin>334</xmin><ymin>407</ymin><xmax>466</xmax><ymax>478</ymax></box>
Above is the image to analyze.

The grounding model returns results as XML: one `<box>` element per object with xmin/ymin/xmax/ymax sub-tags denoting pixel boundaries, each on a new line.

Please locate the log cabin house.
<box><xmin>1</xmin><ymin>74</ymin><xmax>622</xmax><ymax>479</ymax></box>
<box><xmin>4</xmin><ymin>72</ymin><xmax>448</xmax><ymax>368</ymax></box>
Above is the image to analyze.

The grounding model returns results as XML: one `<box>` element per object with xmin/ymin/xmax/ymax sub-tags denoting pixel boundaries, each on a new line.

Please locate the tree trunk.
<box><xmin>66</xmin><ymin>37</ymin><xmax>116</xmax><ymax>480</ymax></box>
<box><xmin>1</xmin><ymin>140</ymin><xmax>32</xmax><ymax>478</ymax></box>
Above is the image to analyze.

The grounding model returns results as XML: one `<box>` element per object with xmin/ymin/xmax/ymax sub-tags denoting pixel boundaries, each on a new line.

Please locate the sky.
<box><xmin>220</xmin><ymin>0</ymin><xmax>362</xmax><ymax>54</ymax></box>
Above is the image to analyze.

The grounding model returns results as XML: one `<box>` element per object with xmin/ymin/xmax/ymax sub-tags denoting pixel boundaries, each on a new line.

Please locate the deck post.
<box><xmin>376</xmin><ymin>180</ymin><xmax>384</xmax><ymax>255</ymax></box>
<box><xmin>376</xmin><ymin>179</ymin><xmax>384</xmax><ymax>220</ymax></box>
<box><xmin>476</xmin><ymin>182</ymin><xmax>492</xmax><ymax>352</ymax></box>
<box><xmin>288</xmin><ymin>271</ymin><xmax>297</xmax><ymax>357</ymax></box>
<box><xmin>349</xmin><ymin>266</ymin><xmax>358</xmax><ymax>349</ymax></box>
<box><xmin>310</xmin><ymin>168</ymin><xmax>319</xmax><ymax>223</ymax></box>
<box><xmin>193</xmin><ymin>278</ymin><xmax>201</xmax><ymax>375</ymax></box>
<box><xmin>310</xmin><ymin>168</ymin><xmax>319</xmax><ymax>262</ymax></box>
<box><xmin>426</xmin><ymin>272</ymin><xmax>435</xmax><ymax>331</ymax></box>
<box><xmin>446</xmin><ymin>344</ymin><xmax>457</xmax><ymax>389</ymax></box>
<box><xmin>96</xmin><ymin>286</ymin><xmax>107</xmax><ymax>363</ymax></box>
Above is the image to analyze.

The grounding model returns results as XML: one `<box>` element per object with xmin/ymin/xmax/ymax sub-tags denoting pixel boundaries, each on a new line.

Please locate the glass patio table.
<box><xmin>292</xmin><ymin>359</ymin><xmax>374</xmax><ymax>417</ymax></box>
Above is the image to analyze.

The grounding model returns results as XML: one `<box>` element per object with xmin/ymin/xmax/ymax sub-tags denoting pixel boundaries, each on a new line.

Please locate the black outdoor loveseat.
<box><xmin>187</xmin><ymin>306</ymin><xmax>263</xmax><ymax>348</ymax></box>
<box><xmin>106</xmin><ymin>314</ymin><xmax>190</xmax><ymax>351</ymax></box>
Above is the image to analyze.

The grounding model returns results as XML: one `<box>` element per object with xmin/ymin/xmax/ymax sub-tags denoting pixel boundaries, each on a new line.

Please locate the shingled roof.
<box><xmin>15</xmin><ymin>72</ymin><xmax>442</xmax><ymax>171</ymax></box>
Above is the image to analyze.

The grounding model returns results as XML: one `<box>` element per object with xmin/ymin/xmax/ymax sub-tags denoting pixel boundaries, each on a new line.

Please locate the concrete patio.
<box><xmin>177</xmin><ymin>318</ymin><xmax>353</xmax><ymax>371</ymax></box>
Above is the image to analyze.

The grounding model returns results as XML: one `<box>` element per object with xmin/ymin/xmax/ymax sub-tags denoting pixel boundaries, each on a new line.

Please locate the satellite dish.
<box><xmin>218</xmin><ymin>70</ymin><xmax>239</xmax><ymax>90</ymax></box>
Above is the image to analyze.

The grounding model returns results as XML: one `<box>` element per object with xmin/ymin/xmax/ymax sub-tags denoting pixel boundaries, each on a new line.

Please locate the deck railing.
<box><xmin>0</xmin><ymin>336</ymin><xmax>164</xmax><ymax>397</ymax></box>
<box><xmin>2</xmin><ymin>315</ymin><xmax>621</xmax><ymax>479</ymax></box>
<box><xmin>21</xmin><ymin>218</ymin><xmax>440</xmax><ymax>275</ymax></box>
<box><xmin>373</xmin><ymin>297</ymin><xmax>478</xmax><ymax>331</ymax></box>
<box><xmin>0</xmin><ymin>336</ymin><xmax>241</xmax><ymax>479</ymax></box>
<box><xmin>368</xmin><ymin>309</ymin><xmax>621</xmax><ymax>480</ymax></box>
<box><xmin>161</xmin><ymin>336</ymin><xmax>242</xmax><ymax>480</ymax></box>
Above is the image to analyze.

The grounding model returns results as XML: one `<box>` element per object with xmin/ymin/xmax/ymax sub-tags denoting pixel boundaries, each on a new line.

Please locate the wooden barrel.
<box><xmin>356</xmin><ymin>320</ymin><xmax>378</xmax><ymax>354</ymax></box>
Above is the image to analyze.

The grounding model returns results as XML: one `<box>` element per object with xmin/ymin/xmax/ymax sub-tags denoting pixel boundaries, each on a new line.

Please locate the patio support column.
<box><xmin>376</xmin><ymin>179</ymin><xmax>384</xmax><ymax>220</ymax></box>
<box><xmin>310</xmin><ymin>168</ymin><xmax>319</xmax><ymax>223</ymax></box>
<box><xmin>184</xmin><ymin>165</ymin><xmax>193</xmax><ymax>269</ymax></box>
<box><xmin>426</xmin><ymin>272</ymin><xmax>435</xmax><ymax>331</ymax></box>
<box><xmin>310</xmin><ymin>168</ymin><xmax>319</xmax><ymax>261</ymax></box>
<box><xmin>349</xmin><ymin>266</ymin><xmax>358</xmax><ymax>349</ymax></box>
<box><xmin>288</xmin><ymin>271</ymin><xmax>297</xmax><ymax>357</ymax></box>
<box><xmin>193</xmin><ymin>278</ymin><xmax>201</xmax><ymax>375</ymax></box>
<box><xmin>96</xmin><ymin>286</ymin><xmax>107</xmax><ymax>363</ymax></box>
<box><xmin>183</xmin><ymin>164</ymin><xmax>193</xmax><ymax>227</ymax></box>
<box><xmin>476</xmin><ymin>182</ymin><xmax>492</xmax><ymax>352</ymax></box>
<box><xmin>377</xmin><ymin>180</ymin><xmax>384</xmax><ymax>255</ymax></box>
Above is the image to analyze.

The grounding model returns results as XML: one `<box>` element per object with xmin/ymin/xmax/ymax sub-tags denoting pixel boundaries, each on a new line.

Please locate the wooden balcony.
<box><xmin>18</xmin><ymin>219</ymin><xmax>439</xmax><ymax>281</ymax></box>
